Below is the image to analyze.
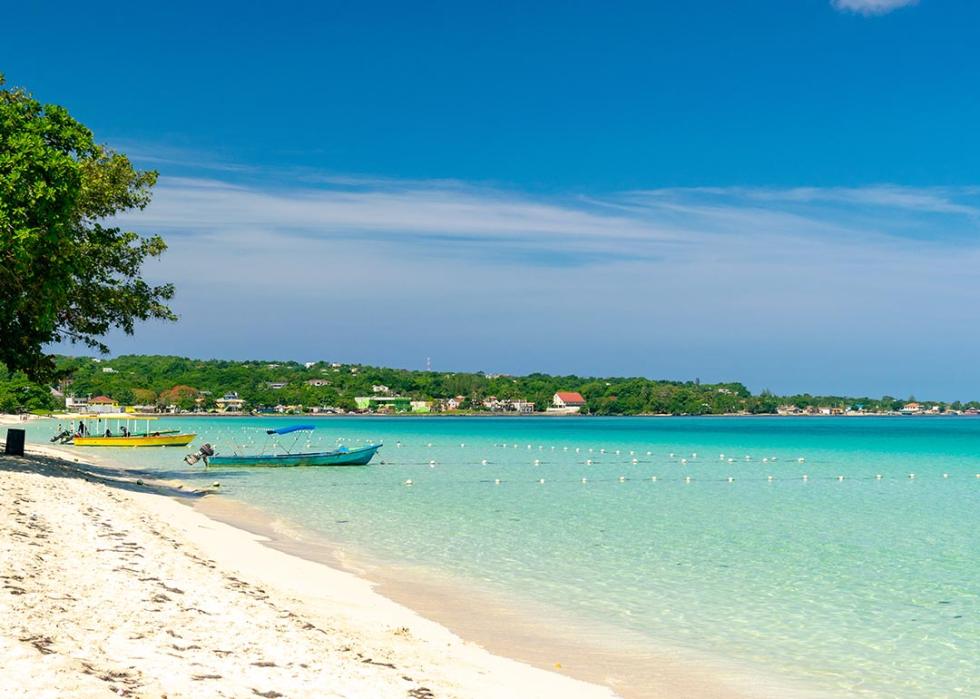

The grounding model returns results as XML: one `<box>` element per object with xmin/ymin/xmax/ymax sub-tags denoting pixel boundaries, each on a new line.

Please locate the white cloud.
<box><xmin>831</xmin><ymin>0</ymin><xmax>918</xmax><ymax>16</ymax></box>
<box><xmin>98</xmin><ymin>166</ymin><xmax>980</xmax><ymax>397</ymax></box>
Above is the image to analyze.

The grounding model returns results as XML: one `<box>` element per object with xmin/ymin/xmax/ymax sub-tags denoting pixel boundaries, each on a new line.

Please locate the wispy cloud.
<box><xmin>99</xmin><ymin>150</ymin><xmax>980</xmax><ymax>397</ymax></box>
<box><xmin>830</xmin><ymin>0</ymin><xmax>918</xmax><ymax>16</ymax></box>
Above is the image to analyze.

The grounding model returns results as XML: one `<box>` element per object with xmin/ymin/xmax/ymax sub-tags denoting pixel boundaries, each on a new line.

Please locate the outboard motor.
<box><xmin>184</xmin><ymin>443</ymin><xmax>215</xmax><ymax>466</ymax></box>
<box><xmin>50</xmin><ymin>430</ymin><xmax>72</xmax><ymax>443</ymax></box>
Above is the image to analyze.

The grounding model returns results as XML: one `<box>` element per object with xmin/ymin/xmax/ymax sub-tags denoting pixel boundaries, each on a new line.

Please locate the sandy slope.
<box><xmin>0</xmin><ymin>448</ymin><xmax>616</xmax><ymax>699</ymax></box>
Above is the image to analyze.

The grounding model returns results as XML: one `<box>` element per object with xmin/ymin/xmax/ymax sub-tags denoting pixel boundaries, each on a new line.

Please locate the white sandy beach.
<box><xmin>0</xmin><ymin>440</ymin><xmax>617</xmax><ymax>699</ymax></box>
<box><xmin>0</xmin><ymin>416</ymin><xmax>810</xmax><ymax>699</ymax></box>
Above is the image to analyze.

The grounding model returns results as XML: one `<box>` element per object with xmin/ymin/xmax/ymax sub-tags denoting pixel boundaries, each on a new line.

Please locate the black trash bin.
<box><xmin>5</xmin><ymin>428</ymin><xmax>26</xmax><ymax>456</ymax></box>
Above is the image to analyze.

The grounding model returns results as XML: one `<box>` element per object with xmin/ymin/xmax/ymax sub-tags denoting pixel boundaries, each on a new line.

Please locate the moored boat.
<box><xmin>189</xmin><ymin>424</ymin><xmax>381</xmax><ymax>467</ymax></box>
<box><xmin>56</xmin><ymin>414</ymin><xmax>196</xmax><ymax>447</ymax></box>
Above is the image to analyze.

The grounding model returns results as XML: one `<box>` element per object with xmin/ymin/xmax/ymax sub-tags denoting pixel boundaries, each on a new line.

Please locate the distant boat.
<box><xmin>194</xmin><ymin>424</ymin><xmax>381</xmax><ymax>467</ymax></box>
<box><xmin>57</xmin><ymin>414</ymin><xmax>196</xmax><ymax>447</ymax></box>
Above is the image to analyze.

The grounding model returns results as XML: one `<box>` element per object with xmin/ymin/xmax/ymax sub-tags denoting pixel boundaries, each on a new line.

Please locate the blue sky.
<box><xmin>6</xmin><ymin>0</ymin><xmax>980</xmax><ymax>398</ymax></box>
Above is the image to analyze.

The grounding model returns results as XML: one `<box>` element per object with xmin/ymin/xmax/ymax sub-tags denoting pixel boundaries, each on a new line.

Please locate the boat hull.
<box><xmin>208</xmin><ymin>443</ymin><xmax>381</xmax><ymax>467</ymax></box>
<box><xmin>73</xmin><ymin>434</ymin><xmax>196</xmax><ymax>447</ymax></box>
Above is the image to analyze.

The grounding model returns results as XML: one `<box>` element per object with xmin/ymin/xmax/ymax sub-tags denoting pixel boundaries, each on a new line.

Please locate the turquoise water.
<box><xmin>25</xmin><ymin>417</ymin><xmax>979</xmax><ymax>697</ymax></box>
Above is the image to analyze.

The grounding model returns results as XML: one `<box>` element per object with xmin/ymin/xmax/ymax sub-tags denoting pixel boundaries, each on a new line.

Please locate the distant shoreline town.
<box><xmin>4</xmin><ymin>354</ymin><xmax>977</xmax><ymax>418</ymax></box>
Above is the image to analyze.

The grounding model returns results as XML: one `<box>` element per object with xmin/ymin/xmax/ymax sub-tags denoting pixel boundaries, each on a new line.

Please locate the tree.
<box><xmin>0</xmin><ymin>74</ymin><xmax>175</xmax><ymax>380</ymax></box>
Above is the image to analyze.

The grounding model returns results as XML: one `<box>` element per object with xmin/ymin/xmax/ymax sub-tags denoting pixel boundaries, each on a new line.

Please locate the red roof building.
<box><xmin>89</xmin><ymin>395</ymin><xmax>117</xmax><ymax>405</ymax></box>
<box><xmin>553</xmin><ymin>391</ymin><xmax>587</xmax><ymax>408</ymax></box>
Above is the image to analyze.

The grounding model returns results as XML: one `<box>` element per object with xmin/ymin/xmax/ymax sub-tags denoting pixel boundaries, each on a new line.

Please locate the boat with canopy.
<box><xmin>52</xmin><ymin>414</ymin><xmax>196</xmax><ymax>447</ymax></box>
<box><xmin>187</xmin><ymin>424</ymin><xmax>381</xmax><ymax>467</ymax></box>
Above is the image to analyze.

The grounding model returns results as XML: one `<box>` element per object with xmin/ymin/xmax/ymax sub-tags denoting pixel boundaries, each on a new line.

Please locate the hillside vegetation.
<box><xmin>2</xmin><ymin>354</ymin><xmax>963</xmax><ymax>416</ymax></box>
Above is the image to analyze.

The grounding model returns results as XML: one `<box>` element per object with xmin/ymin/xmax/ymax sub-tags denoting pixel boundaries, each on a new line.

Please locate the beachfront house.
<box><xmin>900</xmin><ymin>402</ymin><xmax>923</xmax><ymax>414</ymax></box>
<box><xmin>512</xmin><ymin>400</ymin><xmax>535</xmax><ymax>414</ymax></box>
<box><xmin>410</xmin><ymin>400</ymin><xmax>432</xmax><ymax>413</ymax></box>
<box><xmin>88</xmin><ymin>395</ymin><xmax>119</xmax><ymax>414</ymax></box>
<box><xmin>65</xmin><ymin>395</ymin><xmax>90</xmax><ymax>413</ymax></box>
<box><xmin>548</xmin><ymin>391</ymin><xmax>587</xmax><ymax>414</ymax></box>
<box><xmin>215</xmin><ymin>392</ymin><xmax>246</xmax><ymax>412</ymax></box>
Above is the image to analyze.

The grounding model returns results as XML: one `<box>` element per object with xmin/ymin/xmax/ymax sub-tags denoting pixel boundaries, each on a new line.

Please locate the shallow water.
<box><xmin>25</xmin><ymin>416</ymin><xmax>980</xmax><ymax>698</ymax></box>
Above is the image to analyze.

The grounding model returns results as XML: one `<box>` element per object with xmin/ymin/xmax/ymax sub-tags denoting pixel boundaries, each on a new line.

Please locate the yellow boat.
<box><xmin>57</xmin><ymin>414</ymin><xmax>196</xmax><ymax>448</ymax></box>
<box><xmin>73</xmin><ymin>433</ymin><xmax>196</xmax><ymax>447</ymax></box>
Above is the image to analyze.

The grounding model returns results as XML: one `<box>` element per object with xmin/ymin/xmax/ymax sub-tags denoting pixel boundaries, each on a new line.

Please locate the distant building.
<box><xmin>372</xmin><ymin>385</ymin><xmax>391</xmax><ymax>395</ymax></box>
<box><xmin>101</xmin><ymin>367</ymin><xmax>117</xmax><ymax>374</ymax></box>
<box><xmin>88</xmin><ymin>395</ymin><xmax>119</xmax><ymax>414</ymax></box>
<box><xmin>306</xmin><ymin>379</ymin><xmax>330</xmax><ymax>387</ymax></box>
<box><xmin>410</xmin><ymin>400</ymin><xmax>432</xmax><ymax>413</ymax></box>
<box><xmin>900</xmin><ymin>402</ymin><xmax>923</xmax><ymax>414</ymax></box>
<box><xmin>548</xmin><ymin>391</ymin><xmax>587</xmax><ymax>414</ymax></box>
<box><xmin>776</xmin><ymin>404</ymin><xmax>802</xmax><ymax>415</ymax></box>
<box><xmin>267</xmin><ymin>382</ymin><xmax>287</xmax><ymax>390</ymax></box>
<box><xmin>304</xmin><ymin>362</ymin><xmax>316</xmax><ymax>369</ymax></box>
<box><xmin>215</xmin><ymin>392</ymin><xmax>246</xmax><ymax>412</ymax></box>
<box><xmin>512</xmin><ymin>400</ymin><xmax>535</xmax><ymax>414</ymax></box>
<box><xmin>65</xmin><ymin>395</ymin><xmax>89</xmax><ymax>413</ymax></box>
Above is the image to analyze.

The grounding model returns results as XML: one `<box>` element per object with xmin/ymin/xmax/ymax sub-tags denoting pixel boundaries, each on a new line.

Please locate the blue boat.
<box><xmin>189</xmin><ymin>425</ymin><xmax>382</xmax><ymax>467</ymax></box>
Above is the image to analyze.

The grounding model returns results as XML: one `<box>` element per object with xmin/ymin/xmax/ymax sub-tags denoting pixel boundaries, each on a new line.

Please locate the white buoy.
<box><xmin>460</xmin><ymin>443</ymin><xmax>465</xmax><ymax>447</ymax></box>
<box><xmin>763</xmin><ymin>458</ymin><xmax>769</xmax><ymax>463</ymax></box>
<box><xmin>727</xmin><ymin>476</ymin><xmax>734</xmax><ymax>483</ymax></box>
<box><xmin>481</xmin><ymin>459</ymin><xmax>488</xmax><ymax>465</ymax></box>
<box><xmin>538</xmin><ymin>478</ymin><xmax>545</xmax><ymax>484</ymax></box>
<box><xmin>646</xmin><ymin>451</ymin><xmax>652</xmax><ymax>456</ymax></box>
<box><xmin>581</xmin><ymin>477</ymin><xmax>588</xmax><ymax>483</ymax></box>
<box><xmin>909</xmin><ymin>473</ymin><xmax>916</xmax><ymax>479</ymax></box>
<box><xmin>876</xmin><ymin>474</ymin><xmax>883</xmax><ymax>480</ymax></box>
<box><xmin>494</xmin><ymin>478</ymin><xmax>501</xmax><ymax>485</ymax></box>
<box><xmin>427</xmin><ymin>443</ymin><xmax>432</xmax><ymax>447</ymax></box>
<box><xmin>802</xmin><ymin>474</ymin><xmax>809</xmax><ymax>481</ymax></box>
<box><xmin>533</xmin><ymin>459</ymin><xmax>540</xmax><ymax>465</ymax></box>
<box><xmin>429</xmin><ymin>459</ymin><xmax>436</xmax><ymax>466</ymax></box>
<box><xmin>600</xmin><ymin>448</ymin><xmax>606</xmax><ymax>454</ymax></box>
<box><xmin>798</xmin><ymin>457</ymin><xmax>805</xmax><ymax>463</ymax></box>
<box><xmin>681</xmin><ymin>458</ymin><xmax>688</xmax><ymax>464</ymax></box>
<box><xmin>619</xmin><ymin>475</ymin><xmax>625</xmax><ymax>482</ymax></box>
<box><xmin>404</xmin><ymin>479</ymin><xmax>413</xmax><ymax>486</ymax></box>
<box><xmin>837</xmin><ymin>475</ymin><xmax>844</xmax><ymax>481</ymax></box>
<box><xmin>943</xmin><ymin>473</ymin><xmax>949</xmax><ymax>479</ymax></box>
<box><xmin>684</xmin><ymin>476</ymin><xmax>692</xmax><ymax>483</ymax></box>
<box><xmin>651</xmin><ymin>475</ymin><xmax>657</xmax><ymax>481</ymax></box>
<box><xmin>632</xmin><ymin>458</ymin><xmax>638</xmax><ymax>464</ymax></box>
<box><xmin>669</xmin><ymin>452</ymin><xmax>675</xmax><ymax>458</ymax></box>
<box><xmin>767</xmin><ymin>475</ymin><xmax>774</xmax><ymax>481</ymax></box>
<box><xmin>692</xmin><ymin>453</ymin><xmax>697</xmax><ymax>459</ymax></box>
<box><xmin>728</xmin><ymin>458</ymin><xmax>734</xmax><ymax>463</ymax></box>
<box><xmin>586</xmin><ymin>459</ymin><xmax>593</xmax><ymax>465</ymax></box>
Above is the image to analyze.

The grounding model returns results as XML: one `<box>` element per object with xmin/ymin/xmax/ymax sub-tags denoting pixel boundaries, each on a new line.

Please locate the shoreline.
<box><xmin>2</xmin><ymin>443</ymin><xmax>616</xmax><ymax>698</ymax></box>
<box><xmin>1</xmin><ymin>438</ymin><xmax>824</xmax><ymax>698</ymax></box>
<box><xmin>13</xmin><ymin>432</ymin><xmax>828</xmax><ymax>699</ymax></box>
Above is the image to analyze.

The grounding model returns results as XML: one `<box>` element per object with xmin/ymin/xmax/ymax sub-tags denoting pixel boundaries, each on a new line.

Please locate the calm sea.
<box><xmin>24</xmin><ymin>416</ymin><xmax>979</xmax><ymax>698</ymax></box>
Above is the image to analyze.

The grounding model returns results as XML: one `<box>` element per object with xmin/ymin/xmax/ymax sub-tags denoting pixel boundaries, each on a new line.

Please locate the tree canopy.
<box><xmin>0</xmin><ymin>74</ymin><xmax>175</xmax><ymax>380</ymax></box>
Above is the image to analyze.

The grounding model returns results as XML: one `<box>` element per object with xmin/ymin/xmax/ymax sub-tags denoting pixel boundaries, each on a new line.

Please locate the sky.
<box><xmin>5</xmin><ymin>0</ymin><xmax>980</xmax><ymax>399</ymax></box>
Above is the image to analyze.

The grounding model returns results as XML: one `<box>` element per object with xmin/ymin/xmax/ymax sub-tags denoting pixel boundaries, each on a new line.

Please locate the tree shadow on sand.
<box><xmin>0</xmin><ymin>449</ymin><xmax>217</xmax><ymax>500</ymax></box>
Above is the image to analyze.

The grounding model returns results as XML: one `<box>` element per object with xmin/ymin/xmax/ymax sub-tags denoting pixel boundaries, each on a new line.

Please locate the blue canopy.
<box><xmin>267</xmin><ymin>424</ymin><xmax>316</xmax><ymax>435</ymax></box>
